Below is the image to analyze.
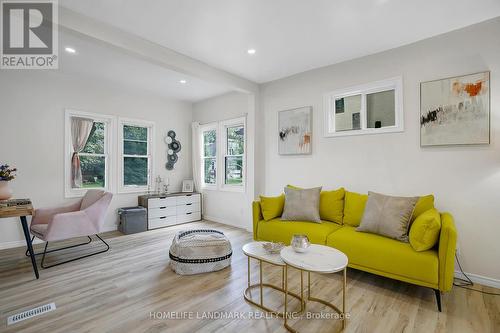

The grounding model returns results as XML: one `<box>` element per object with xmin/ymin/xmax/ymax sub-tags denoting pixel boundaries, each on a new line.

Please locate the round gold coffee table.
<box><xmin>280</xmin><ymin>244</ymin><xmax>349</xmax><ymax>332</ymax></box>
<box><xmin>242</xmin><ymin>242</ymin><xmax>302</xmax><ymax>317</ymax></box>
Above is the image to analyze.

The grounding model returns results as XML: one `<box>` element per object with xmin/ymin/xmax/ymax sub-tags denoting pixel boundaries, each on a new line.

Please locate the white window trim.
<box><xmin>323</xmin><ymin>76</ymin><xmax>404</xmax><ymax>137</ymax></box>
<box><xmin>200</xmin><ymin>122</ymin><xmax>218</xmax><ymax>191</ymax></box>
<box><xmin>220</xmin><ymin>117</ymin><xmax>246</xmax><ymax>192</ymax></box>
<box><xmin>64</xmin><ymin>109</ymin><xmax>115</xmax><ymax>198</ymax></box>
<box><xmin>117</xmin><ymin>117</ymin><xmax>155</xmax><ymax>194</ymax></box>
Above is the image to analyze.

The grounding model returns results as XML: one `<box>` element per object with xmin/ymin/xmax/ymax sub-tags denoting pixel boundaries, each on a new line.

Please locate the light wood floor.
<box><xmin>0</xmin><ymin>220</ymin><xmax>498</xmax><ymax>333</ymax></box>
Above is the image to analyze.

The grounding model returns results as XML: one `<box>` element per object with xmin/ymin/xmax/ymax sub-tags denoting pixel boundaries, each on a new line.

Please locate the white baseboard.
<box><xmin>455</xmin><ymin>271</ymin><xmax>500</xmax><ymax>289</ymax></box>
<box><xmin>203</xmin><ymin>215</ymin><xmax>252</xmax><ymax>232</ymax></box>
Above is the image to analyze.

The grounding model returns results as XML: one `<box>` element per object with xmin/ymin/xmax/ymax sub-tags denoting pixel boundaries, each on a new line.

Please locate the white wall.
<box><xmin>193</xmin><ymin>92</ymin><xmax>255</xmax><ymax>230</ymax></box>
<box><xmin>259</xmin><ymin>18</ymin><xmax>500</xmax><ymax>282</ymax></box>
<box><xmin>0</xmin><ymin>70</ymin><xmax>193</xmax><ymax>248</ymax></box>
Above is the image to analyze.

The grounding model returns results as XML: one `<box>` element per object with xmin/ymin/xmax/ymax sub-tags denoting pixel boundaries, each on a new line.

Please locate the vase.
<box><xmin>0</xmin><ymin>181</ymin><xmax>13</xmax><ymax>200</ymax></box>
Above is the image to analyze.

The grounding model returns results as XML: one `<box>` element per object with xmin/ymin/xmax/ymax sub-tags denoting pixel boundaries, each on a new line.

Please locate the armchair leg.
<box><xmin>40</xmin><ymin>235</ymin><xmax>110</xmax><ymax>269</ymax></box>
<box><xmin>434</xmin><ymin>289</ymin><xmax>442</xmax><ymax>312</ymax></box>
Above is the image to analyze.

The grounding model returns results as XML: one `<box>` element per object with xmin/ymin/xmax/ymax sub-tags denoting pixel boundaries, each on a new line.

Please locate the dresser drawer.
<box><xmin>176</xmin><ymin>194</ymin><xmax>200</xmax><ymax>205</ymax></box>
<box><xmin>148</xmin><ymin>197</ymin><xmax>177</xmax><ymax>209</ymax></box>
<box><xmin>149</xmin><ymin>206</ymin><xmax>176</xmax><ymax>218</ymax></box>
<box><xmin>176</xmin><ymin>202</ymin><xmax>200</xmax><ymax>215</ymax></box>
<box><xmin>148</xmin><ymin>215</ymin><xmax>177</xmax><ymax>229</ymax></box>
<box><xmin>176</xmin><ymin>211</ymin><xmax>201</xmax><ymax>224</ymax></box>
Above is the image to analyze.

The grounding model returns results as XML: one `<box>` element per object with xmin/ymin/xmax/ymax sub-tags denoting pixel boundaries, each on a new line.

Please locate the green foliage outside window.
<box><xmin>80</xmin><ymin>122</ymin><xmax>105</xmax><ymax>188</ymax></box>
<box><xmin>123</xmin><ymin>125</ymin><xmax>149</xmax><ymax>186</ymax></box>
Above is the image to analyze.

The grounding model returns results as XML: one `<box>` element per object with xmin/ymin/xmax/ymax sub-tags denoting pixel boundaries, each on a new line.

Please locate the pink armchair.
<box><xmin>28</xmin><ymin>190</ymin><xmax>113</xmax><ymax>268</ymax></box>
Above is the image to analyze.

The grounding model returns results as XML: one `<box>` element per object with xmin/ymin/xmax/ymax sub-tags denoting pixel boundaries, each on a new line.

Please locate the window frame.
<box><xmin>220</xmin><ymin>117</ymin><xmax>246</xmax><ymax>192</ymax></box>
<box><xmin>117</xmin><ymin>117</ymin><xmax>155</xmax><ymax>194</ymax></box>
<box><xmin>200</xmin><ymin>122</ymin><xmax>218</xmax><ymax>190</ymax></box>
<box><xmin>323</xmin><ymin>76</ymin><xmax>404</xmax><ymax>137</ymax></box>
<box><xmin>64</xmin><ymin>109</ymin><xmax>115</xmax><ymax>198</ymax></box>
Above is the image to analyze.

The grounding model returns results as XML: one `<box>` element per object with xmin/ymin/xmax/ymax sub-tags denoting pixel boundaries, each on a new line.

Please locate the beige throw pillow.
<box><xmin>357</xmin><ymin>191</ymin><xmax>418</xmax><ymax>242</ymax></box>
<box><xmin>281</xmin><ymin>187</ymin><xmax>322</xmax><ymax>223</ymax></box>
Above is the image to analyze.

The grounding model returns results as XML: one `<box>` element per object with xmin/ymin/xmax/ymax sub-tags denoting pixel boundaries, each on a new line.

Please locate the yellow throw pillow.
<box><xmin>343</xmin><ymin>191</ymin><xmax>368</xmax><ymax>227</ymax></box>
<box><xmin>260</xmin><ymin>194</ymin><xmax>285</xmax><ymax>221</ymax></box>
<box><xmin>319</xmin><ymin>188</ymin><xmax>345</xmax><ymax>224</ymax></box>
<box><xmin>411</xmin><ymin>194</ymin><xmax>435</xmax><ymax>222</ymax></box>
<box><xmin>409</xmin><ymin>208</ymin><xmax>441</xmax><ymax>252</ymax></box>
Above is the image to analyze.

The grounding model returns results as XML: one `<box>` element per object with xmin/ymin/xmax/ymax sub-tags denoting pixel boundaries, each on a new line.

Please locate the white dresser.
<box><xmin>138</xmin><ymin>193</ymin><xmax>201</xmax><ymax>230</ymax></box>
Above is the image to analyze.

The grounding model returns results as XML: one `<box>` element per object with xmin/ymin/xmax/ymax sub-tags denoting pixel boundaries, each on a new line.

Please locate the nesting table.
<box><xmin>242</xmin><ymin>242</ymin><xmax>301</xmax><ymax>316</ymax></box>
<box><xmin>243</xmin><ymin>242</ymin><xmax>348</xmax><ymax>332</ymax></box>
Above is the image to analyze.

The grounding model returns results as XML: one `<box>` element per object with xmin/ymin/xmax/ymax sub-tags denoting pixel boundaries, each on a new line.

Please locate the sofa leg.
<box><xmin>434</xmin><ymin>289</ymin><xmax>442</xmax><ymax>312</ymax></box>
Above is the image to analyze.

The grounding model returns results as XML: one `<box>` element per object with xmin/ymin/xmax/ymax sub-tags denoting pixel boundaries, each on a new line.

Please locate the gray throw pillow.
<box><xmin>281</xmin><ymin>187</ymin><xmax>322</xmax><ymax>223</ymax></box>
<box><xmin>357</xmin><ymin>191</ymin><xmax>418</xmax><ymax>242</ymax></box>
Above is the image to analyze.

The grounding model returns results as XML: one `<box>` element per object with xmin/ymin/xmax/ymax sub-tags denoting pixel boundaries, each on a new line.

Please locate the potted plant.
<box><xmin>0</xmin><ymin>164</ymin><xmax>17</xmax><ymax>200</ymax></box>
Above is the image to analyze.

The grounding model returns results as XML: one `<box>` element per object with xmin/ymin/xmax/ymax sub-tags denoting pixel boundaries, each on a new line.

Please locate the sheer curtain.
<box><xmin>191</xmin><ymin>122</ymin><xmax>201</xmax><ymax>192</ymax></box>
<box><xmin>71</xmin><ymin>117</ymin><xmax>94</xmax><ymax>188</ymax></box>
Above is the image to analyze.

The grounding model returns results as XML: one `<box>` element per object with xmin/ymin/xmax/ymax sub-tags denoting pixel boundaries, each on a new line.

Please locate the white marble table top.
<box><xmin>242</xmin><ymin>242</ymin><xmax>285</xmax><ymax>266</ymax></box>
<box><xmin>280</xmin><ymin>244</ymin><xmax>348</xmax><ymax>273</ymax></box>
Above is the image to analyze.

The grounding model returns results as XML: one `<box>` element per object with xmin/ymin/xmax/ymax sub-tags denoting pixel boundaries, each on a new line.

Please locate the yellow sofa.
<box><xmin>252</xmin><ymin>196</ymin><xmax>457</xmax><ymax>311</ymax></box>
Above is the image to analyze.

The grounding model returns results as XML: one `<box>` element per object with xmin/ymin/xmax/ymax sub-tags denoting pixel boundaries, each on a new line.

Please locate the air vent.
<box><xmin>7</xmin><ymin>303</ymin><xmax>56</xmax><ymax>325</ymax></box>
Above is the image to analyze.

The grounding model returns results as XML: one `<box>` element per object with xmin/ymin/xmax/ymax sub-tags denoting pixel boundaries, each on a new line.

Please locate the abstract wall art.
<box><xmin>420</xmin><ymin>71</ymin><xmax>490</xmax><ymax>146</ymax></box>
<box><xmin>278</xmin><ymin>106</ymin><xmax>312</xmax><ymax>155</ymax></box>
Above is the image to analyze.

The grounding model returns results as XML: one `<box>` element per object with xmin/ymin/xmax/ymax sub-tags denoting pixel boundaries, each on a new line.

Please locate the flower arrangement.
<box><xmin>0</xmin><ymin>164</ymin><xmax>17</xmax><ymax>181</ymax></box>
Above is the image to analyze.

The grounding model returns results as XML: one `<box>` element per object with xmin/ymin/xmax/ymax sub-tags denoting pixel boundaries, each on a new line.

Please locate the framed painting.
<box><xmin>420</xmin><ymin>71</ymin><xmax>490</xmax><ymax>146</ymax></box>
<box><xmin>278</xmin><ymin>106</ymin><xmax>312</xmax><ymax>155</ymax></box>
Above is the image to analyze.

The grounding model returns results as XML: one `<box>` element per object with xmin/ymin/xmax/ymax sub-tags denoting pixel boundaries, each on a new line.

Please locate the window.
<box><xmin>201</xmin><ymin>124</ymin><xmax>217</xmax><ymax>187</ymax></box>
<box><xmin>223</xmin><ymin>122</ymin><xmax>245</xmax><ymax>186</ymax></box>
<box><xmin>199</xmin><ymin>117</ymin><xmax>246</xmax><ymax>191</ymax></box>
<box><xmin>324</xmin><ymin>77</ymin><xmax>403</xmax><ymax>137</ymax></box>
<box><xmin>80</xmin><ymin>122</ymin><xmax>106</xmax><ymax>188</ymax></box>
<box><xmin>65</xmin><ymin>110</ymin><xmax>114</xmax><ymax>198</ymax></box>
<box><xmin>118</xmin><ymin>119</ymin><xmax>154</xmax><ymax>193</ymax></box>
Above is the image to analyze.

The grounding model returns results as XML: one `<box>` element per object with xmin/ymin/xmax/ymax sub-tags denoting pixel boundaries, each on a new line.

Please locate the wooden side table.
<box><xmin>0</xmin><ymin>202</ymin><xmax>39</xmax><ymax>279</ymax></box>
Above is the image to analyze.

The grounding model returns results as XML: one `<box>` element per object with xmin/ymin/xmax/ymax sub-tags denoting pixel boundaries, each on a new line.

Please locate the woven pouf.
<box><xmin>169</xmin><ymin>229</ymin><xmax>232</xmax><ymax>275</ymax></box>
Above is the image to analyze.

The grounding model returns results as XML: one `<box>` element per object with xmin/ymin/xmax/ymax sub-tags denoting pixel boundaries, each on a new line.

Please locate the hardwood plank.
<box><xmin>0</xmin><ymin>220</ymin><xmax>498</xmax><ymax>333</ymax></box>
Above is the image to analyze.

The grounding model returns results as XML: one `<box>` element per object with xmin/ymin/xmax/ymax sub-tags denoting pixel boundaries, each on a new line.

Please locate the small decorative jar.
<box><xmin>291</xmin><ymin>234</ymin><xmax>310</xmax><ymax>253</ymax></box>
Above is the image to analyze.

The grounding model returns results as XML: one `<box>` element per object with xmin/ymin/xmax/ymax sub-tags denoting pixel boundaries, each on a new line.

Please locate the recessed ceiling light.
<box><xmin>247</xmin><ymin>49</ymin><xmax>256</xmax><ymax>55</ymax></box>
<box><xmin>179</xmin><ymin>79</ymin><xmax>187</xmax><ymax>84</ymax></box>
<box><xmin>64</xmin><ymin>47</ymin><xmax>76</xmax><ymax>54</ymax></box>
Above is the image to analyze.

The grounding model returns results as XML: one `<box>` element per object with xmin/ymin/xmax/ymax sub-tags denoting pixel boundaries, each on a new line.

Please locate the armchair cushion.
<box><xmin>81</xmin><ymin>190</ymin><xmax>105</xmax><ymax>210</ymax></box>
<box><xmin>30</xmin><ymin>190</ymin><xmax>113</xmax><ymax>242</ymax></box>
<box><xmin>31</xmin><ymin>224</ymin><xmax>48</xmax><ymax>238</ymax></box>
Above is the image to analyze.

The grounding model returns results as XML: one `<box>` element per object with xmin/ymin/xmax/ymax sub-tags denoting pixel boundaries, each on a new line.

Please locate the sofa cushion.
<box><xmin>327</xmin><ymin>226</ymin><xmax>438</xmax><ymax>285</ymax></box>
<box><xmin>411</xmin><ymin>194</ymin><xmax>435</xmax><ymax>223</ymax></box>
<box><xmin>319</xmin><ymin>188</ymin><xmax>345</xmax><ymax>224</ymax></box>
<box><xmin>343</xmin><ymin>191</ymin><xmax>368</xmax><ymax>227</ymax></box>
<box><xmin>409</xmin><ymin>208</ymin><xmax>441</xmax><ymax>252</ymax></box>
<box><xmin>260</xmin><ymin>194</ymin><xmax>285</xmax><ymax>221</ymax></box>
<box><xmin>257</xmin><ymin>218</ymin><xmax>342</xmax><ymax>245</ymax></box>
<box><xmin>357</xmin><ymin>192</ymin><xmax>418</xmax><ymax>242</ymax></box>
<box><xmin>282</xmin><ymin>187</ymin><xmax>322</xmax><ymax>223</ymax></box>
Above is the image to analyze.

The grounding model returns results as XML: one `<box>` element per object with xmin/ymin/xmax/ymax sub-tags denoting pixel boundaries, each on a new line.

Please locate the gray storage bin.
<box><xmin>118</xmin><ymin>206</ymin><xmax>147</xmax><ymax>234</ymax></box>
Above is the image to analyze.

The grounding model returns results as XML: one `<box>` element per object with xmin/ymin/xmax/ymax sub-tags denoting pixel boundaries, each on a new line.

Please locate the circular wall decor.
<box><xmin>165</xmin><ymin>130</ymin><xmax>181</xmax><ymax>170</ymax></box>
